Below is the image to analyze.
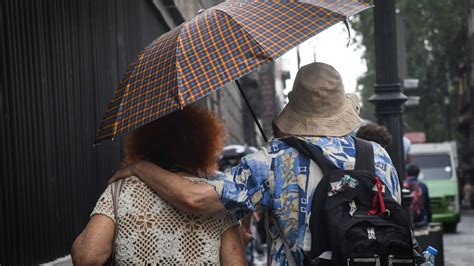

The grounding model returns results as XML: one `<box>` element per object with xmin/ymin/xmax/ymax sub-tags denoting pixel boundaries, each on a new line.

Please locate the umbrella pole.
<box><xmin>234</xmin><ymin>80</ymin><xmax>268</xmax><ymax>142</ymax></box>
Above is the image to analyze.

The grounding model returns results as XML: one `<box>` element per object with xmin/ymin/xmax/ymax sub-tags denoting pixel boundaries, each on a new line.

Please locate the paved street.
<box><xmin>444</xmin><ymin>210</ymin><xmax>474</xmax><ymax>265</ymax></box>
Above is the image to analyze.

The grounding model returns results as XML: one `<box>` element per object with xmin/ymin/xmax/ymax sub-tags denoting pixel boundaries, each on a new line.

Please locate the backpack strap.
<box><xmin>279</xmin><ymin>137</ymin><xmax>339</xmax><ymax>262</ymax></box>
<box><xmin>281</xmin><ymin>137</ymin><xmax>339</xmax><ymax>175</ymax></box>
<box><xmin>353</xmin><ymin>137</ymin><xmax>375</xmax><ymax>173</ymax></box>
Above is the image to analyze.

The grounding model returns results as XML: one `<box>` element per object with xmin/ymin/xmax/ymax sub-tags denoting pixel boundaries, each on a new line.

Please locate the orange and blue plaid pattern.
<box><xmin>95</xmin><ymin>0</ymin><xmax>371</xmax><ymax>143</ymax></box>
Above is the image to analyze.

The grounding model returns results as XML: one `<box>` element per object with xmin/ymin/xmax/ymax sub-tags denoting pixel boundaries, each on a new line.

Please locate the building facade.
<box><xmin>0</xmin><ymin>1</ymin><xmax>180</xmax><ymax>264</ymax></box>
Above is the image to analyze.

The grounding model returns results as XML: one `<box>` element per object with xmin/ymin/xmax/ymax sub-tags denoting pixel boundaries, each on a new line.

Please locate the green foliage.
<box><xmin>352</xmin><ymin>0</ymin><xmax>467</xmax><ymax>142</ymax></box>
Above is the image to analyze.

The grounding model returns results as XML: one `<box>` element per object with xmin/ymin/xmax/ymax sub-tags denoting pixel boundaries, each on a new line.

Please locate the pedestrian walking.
<box><xmin>462</xmin><ymin>183</ymin><xmax>472</xmax><ymax>209</ymax></box>
<box><xmin>71</xmin><ymin>106</ymin><xmax>246</xmax><ymax>265</ymax></box>
<box><xmin>404</xmin><ymin>164</ymin><xmax>433</xmax><ymax>229</ymax></box>
<box><xmin>110</xmin><ymin>63</ymin><xmax>403</xmax><ymax>265</ymax></box>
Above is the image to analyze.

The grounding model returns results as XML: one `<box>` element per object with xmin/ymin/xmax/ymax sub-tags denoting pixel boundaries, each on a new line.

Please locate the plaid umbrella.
<box><xmin>95</xmin><ymin>0</ymin><xmax>371</xmax><ymax>143</ymax></box>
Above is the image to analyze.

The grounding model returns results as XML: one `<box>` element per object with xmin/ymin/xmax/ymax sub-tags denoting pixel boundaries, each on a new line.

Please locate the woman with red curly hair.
<box><xmin>71</xmin><ymin>105</ymin><xmax>246</xmax><ymax>265</ymax></box>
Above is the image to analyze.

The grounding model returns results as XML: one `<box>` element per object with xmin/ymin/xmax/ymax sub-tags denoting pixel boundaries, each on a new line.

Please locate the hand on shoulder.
<box><xmin>109</xmin><ymin>160</ymin><xmax>146</xmax><ymax>184</ymax></box>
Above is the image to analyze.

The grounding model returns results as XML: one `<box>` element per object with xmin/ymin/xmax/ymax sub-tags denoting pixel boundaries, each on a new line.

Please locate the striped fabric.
<box><xmin>95</xmin><ymin>0</ymin><xmax>371</xmax><ymax>143</ymax></box>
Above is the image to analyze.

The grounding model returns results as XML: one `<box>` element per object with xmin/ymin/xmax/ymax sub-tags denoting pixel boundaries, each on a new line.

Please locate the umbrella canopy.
<box><xmin>95</xmin><ymin>0</ymin><xmax>371</xmax><ymax>143</ymax></box>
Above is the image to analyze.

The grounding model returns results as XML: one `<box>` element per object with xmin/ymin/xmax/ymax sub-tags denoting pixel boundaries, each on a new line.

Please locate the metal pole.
<box><xmin>369</xmin><ymin>0</ymin><xmax>407</xmax><ymax>183</ymax></box>
<box><xmin>235</xmin><ymin>80</ymin><xmax>269</xmax><ymax>142</ymax></box>
<box><xmin>469</xmin><ymin>0</ymin><xmax>474</xmax><ymax>190</ymax></box>
<box><xmin>296</xmin><ymin>46</ymin><xmax>301</xmax><ymax>69</ymax></box>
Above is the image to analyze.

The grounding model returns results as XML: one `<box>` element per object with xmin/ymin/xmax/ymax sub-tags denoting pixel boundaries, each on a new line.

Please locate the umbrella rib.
<box><xmin>175</xmin><ymin>27</ymin><xmax>186</xmax><ymax>109</ymax></box>
<box><xmin>213</xmin><ymin>8</ymin><xmax>273</xmax><ymax>60</ymax></box>
<box><xmin>235</xmin><ymin>80</ymin><xmax>268</xmax><ymax>142</ymax></box>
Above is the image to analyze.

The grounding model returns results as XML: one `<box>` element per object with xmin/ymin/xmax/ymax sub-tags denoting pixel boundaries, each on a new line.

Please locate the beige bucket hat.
<box><xmin>274</xmin><ymin>62</ymin><xmax>362</xmax><ymax>137</ymax></box>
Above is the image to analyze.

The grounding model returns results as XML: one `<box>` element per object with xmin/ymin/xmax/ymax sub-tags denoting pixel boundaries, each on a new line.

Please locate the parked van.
<box><xmin>409</xmin><ymin>142</ymin><xmax>460</xmax><ymax>232</ymax></box>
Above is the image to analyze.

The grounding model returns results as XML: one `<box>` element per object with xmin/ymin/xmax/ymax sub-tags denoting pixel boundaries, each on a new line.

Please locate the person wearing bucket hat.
<box><xmin>274</xmin><ymin>62</ymin><xmax>362</xmax><ymax>137</ymax></box>
<box><xmin>110</xmin><ymin>63</ymin><xmax>401</xmax><ymax>266</ymax></box>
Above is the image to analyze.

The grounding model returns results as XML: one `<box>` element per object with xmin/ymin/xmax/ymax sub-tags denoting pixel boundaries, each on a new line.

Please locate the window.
<box><xmin>411</xmin><ymin>154</ymin><xmax>452</xmax><ymax>180</ymax></box>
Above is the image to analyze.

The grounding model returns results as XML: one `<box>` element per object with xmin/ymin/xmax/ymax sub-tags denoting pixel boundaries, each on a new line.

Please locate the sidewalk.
<box><xmin>444</xmin><ymin>210</ymin><xmax>474</xmax><ymax>265</ymax></box>
<box><xmin>41</xmin><ymin>255</ymin><xmax>72</xmax><ymax>266</ymax></box>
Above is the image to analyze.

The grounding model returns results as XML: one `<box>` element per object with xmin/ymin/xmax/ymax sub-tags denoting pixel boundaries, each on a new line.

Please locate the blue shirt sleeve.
<box><xmin>372</xmin><ymin>142</ymin><xmax>402</xmax><ymax>203</ymax></box>
<box><xmin>208</xmin><ymin>148</ymin><xmax>273</xmax><ymax>219</ymax></box>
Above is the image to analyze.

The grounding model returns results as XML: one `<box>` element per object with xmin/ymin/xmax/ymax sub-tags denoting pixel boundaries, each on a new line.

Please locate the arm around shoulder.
<box><xmin>180</xmin><ymin>182</ymin><xmax>224</xmax><ymax>215</ymax></box>
<box><xmin>130</xmin><ymin>160</ymin><xmax>224</xmax><ymax>215</ymax></box>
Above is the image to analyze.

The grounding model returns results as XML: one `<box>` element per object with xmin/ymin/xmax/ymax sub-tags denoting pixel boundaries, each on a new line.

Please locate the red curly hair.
<box><xmin>124</xmin><ymin>105</ymin><xmax>226</xmax><ymax>175</ymax></box>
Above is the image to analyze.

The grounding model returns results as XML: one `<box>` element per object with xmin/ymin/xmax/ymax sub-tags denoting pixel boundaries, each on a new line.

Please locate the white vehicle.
<box><xmin>409</xmin><ymin>142</ymin><xmax>460</xmax><ymax>232</ymax></box>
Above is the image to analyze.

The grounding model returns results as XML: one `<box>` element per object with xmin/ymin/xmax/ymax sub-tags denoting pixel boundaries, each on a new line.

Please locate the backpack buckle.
<box><xmin>382</xmin><ymin>209</ymin><xmax>391</xmax><ymax>218</ymax></box>
<box><xmin>347</xmin><ymin>255</ymin><xmax>381</xmax><ymax>266</ymax></box>
<box><xmin>387</xmin><ymin>255</ymin><xmax>415</xmax><ymax>265</ymax></box>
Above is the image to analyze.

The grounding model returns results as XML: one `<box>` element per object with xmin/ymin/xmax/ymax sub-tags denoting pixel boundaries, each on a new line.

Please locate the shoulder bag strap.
<box><xmin>265</xmin><ymin>211</ymin><xmax>273</xmax><ymax>266</ymax></box>
<box><xmin>108</xmin><ymin>179</ymin><xmax>124</xmax><ymax>265</ymax></box>
<box><xmin>271</xmin><ymin>214</ymin><xmax>297</xmax><ymax>266</ymax></box>
<box><xmin>353</xmin><ymin>137</ymin><xmax>375</xmax><ymax>173</ymax></box>
<box><xmin>264</xmin><ymin>210</ymin><xmax>297</xmax><ymax>266</ymax></box>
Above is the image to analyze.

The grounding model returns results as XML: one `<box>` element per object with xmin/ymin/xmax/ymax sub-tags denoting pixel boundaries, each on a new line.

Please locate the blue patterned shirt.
<box><xmin>209</xmin><ymin>136</ymin><xmax>401</xmax><ymax>266</ymax></box>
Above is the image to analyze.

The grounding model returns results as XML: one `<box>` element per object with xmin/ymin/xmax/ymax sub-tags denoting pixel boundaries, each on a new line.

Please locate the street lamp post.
<box><xmin>369</xmin><ymin>0</ymin><xmax>408</xmax><ymax>182</ymax></box>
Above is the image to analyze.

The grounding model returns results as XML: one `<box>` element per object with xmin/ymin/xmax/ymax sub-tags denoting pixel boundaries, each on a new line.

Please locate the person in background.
<box><xmin>403</xmin><ymin>136</ymin><xmax>412</xmax><ymax>164</ymax></box>
<box><xmin>356</xmin><ymin>123</ymin><xmax>413</xmax><ymax>164</ymax></box>
<box><xmin>71</xmin><ymin>105</ymin><xmax>246</xmax><ymax>265</ymax></box>
<box><xmin>218</xmin><ymin>145</ymin><xmax>258</xmax><ymax>173</ymax></box>
<box><xmin>463</xmin><ymin>182</ymin><xmax>472</xmax><ymax>209</ymax></box>
<box><xmin>404</xmin><ymin>164</ymin><xmax>432</xmax><ymax>228</ymax></box>
<box><xmin>356</xmin><ymin>123</ymin><xmax>392</xmax><ymax>149</ymax></box>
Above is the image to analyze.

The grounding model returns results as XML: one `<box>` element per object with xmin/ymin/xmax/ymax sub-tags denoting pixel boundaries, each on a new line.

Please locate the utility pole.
<box><xmin>369</xmin><ymin>0</ymin><xmax>408</xmax><ymax>182</ymax></box>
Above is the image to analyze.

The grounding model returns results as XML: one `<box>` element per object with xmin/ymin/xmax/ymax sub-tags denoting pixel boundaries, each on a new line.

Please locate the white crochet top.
<box><xmin>91</xmin><ymin>176</ymin><xmax>238</xmax><ymax>265</ymax></box>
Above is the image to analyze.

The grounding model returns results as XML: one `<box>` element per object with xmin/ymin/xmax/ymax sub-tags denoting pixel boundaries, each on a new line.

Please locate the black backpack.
<box><xmin>279</xmin><ymin>137</ymin><xmax>422</xmax><ymax>266</ymax></box>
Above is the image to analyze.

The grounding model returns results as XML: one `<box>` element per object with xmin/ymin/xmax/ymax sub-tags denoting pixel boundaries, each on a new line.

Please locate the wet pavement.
<box><xmin>444</xmin><ymin>210</ymin><xmax>474</xmax><ymax>266</ymax></box>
